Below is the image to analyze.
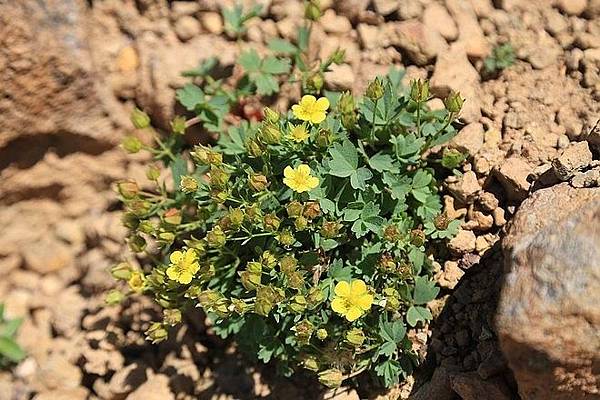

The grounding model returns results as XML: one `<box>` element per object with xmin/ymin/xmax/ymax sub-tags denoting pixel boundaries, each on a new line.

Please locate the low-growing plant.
<box><xmin>113</xmin><ymin>2</ymin><xmax>464</xmax><ymax>389</ymax></box>
<box><xmin>0</xmin><ymin>304</ymin><xmax>25</xmax><ymax>368</ymax></box>
<box><xmin>483</xmin><ymin>43</ymin><xmax>516</xmax><ymax>77</ymax></box>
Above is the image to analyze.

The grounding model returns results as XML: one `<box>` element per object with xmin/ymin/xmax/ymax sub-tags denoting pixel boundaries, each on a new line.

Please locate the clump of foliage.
<box><xmin>114</xmin><ymin>1</ymin><xmax>464</xmax><ymax>389</ymax></box>
<box><xmin>0</xmin><ymin>304</ymin><xmax>25</xmax><ymax>368</ymax></box>
<box><xmin>483</xmin><ymin>43</ymin><xmax>516</xmax><ymax>77</ymax></box>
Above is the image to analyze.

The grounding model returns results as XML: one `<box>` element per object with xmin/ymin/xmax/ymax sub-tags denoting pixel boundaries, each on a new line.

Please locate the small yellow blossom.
<box><xmin>283</xmin><ymin>164</ymin><xmax>319</xmax><ymax>193</ymax></box>
<box><xmin>292</xmin><ymin>95</ymin><xmax>330</xmax><ymax>124</ymax></box>
<box><xmin>166</xmin><ymin>248</ymin><xmax>199</xmax><ymax>284</ymax></box>
<box><xmin>128</xmin><ymin>271</ymin><xmax>145</xmax><ymax>293</ymax></box>
<box><xmin>331</xmin><ymin>279</ymin><xmax>373</xmax><ymax>322</ymax></box>
<box><xmin>288</xmin><ymin>123</ymin><xmax>310</xmax><ymax>143</ymax></box>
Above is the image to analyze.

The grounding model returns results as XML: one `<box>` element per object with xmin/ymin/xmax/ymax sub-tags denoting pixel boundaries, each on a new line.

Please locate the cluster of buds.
<box><xmin>255</xmin><ymin>285</ymin><xmax>284</xmax><ymax>316</ymax></box>
<box><xmin>198</xmin><ymin>290</ymin><xmax>230</xmax><ymax>317</ymax></box>
<box><xmin>240</xmin><ymin>261</ymin><xmax>262</xmax><ymax>290</ymax></box>
<box><xmin>191</xmin><ymin>145</ymin><xmax>223</xmax><ymax>166</ymax></box>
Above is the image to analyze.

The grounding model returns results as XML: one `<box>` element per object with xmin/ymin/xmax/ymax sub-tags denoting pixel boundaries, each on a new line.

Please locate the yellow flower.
<box><xmin>166</xmin><ymin>248</ymin><xmax>200</xmax><ymax>284</ymax></box>
<box><xmin>288</xmin><ymin>123</ymin><xmax>310</xmax><ymax>143</ymax></box>
<box><xmin>283</xmin><ymin>164</ymin><xmax>319</xmax><ymax>193</ymax></box>
<box><xmin>128</xmin><ymin>271</ymin><xmax>145</xmax><ymax>293</ymax></box>
<box><xmin>331</xmin><ymin>279</ymin><xmax>373</xmax><ymax>322</ymax></box>
<box><xmin>292</xmin><ymin>95</ymin><xmax>330</xmax><ymax>124</ymax></box>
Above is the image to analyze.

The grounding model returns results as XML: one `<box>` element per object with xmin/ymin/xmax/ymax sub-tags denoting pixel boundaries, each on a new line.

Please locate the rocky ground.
<box><xmin>0</xmin><ymin>0</ymin><xmax>599</xmax><ymax>399</ymax></box>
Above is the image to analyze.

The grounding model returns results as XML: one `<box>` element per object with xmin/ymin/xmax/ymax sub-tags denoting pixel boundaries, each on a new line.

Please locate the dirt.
<box><xmin>0</xmin><ymin>0</ymin><xmax>599</xmax><ymax>399</ymax></box>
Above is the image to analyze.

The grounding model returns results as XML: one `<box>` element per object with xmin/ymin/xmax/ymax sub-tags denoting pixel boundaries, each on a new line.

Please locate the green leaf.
<box><xmin>171</xmin><ymin>155</ymin><xmax>187</xmax><ymax>189</ymax></box>
<box><xmin>413</xmin><ymin>276</ymin><xmax>439</xmax><ymax>304</ymax></box>
<box><xmin>350</xmin><ymin>167</ymin><xmax>373</xmax><ymax>190</ymax></box>
<box><xmin>375</xmin><ymin>359</ymin><xmax>402</xmax><ymax>388</ymax></box>
<box><xmin>0</xmin><ymin>337</ymin><xmax>25</xmax><ymax>362</ymax></box>
<box><xmin>379</xmin><ymin>320</ymin><xmax>406</xmax><ymax>343</ymax></box>
<box><xmin>181</xmin><ymin>57</ymin><xmax>218</xmax><ymax>77</ymax></box>
<box><xmin>0</xmin><ymin>319</ymin><xmax>22</xmax><ymax>338</ymax></box>
<box><xmin>383</xmin><ymin>173</ymin><xmax>411</xmax><ymax>201</ymax></box>
<box><xmin>412</xmin><ymin>170</ymin><xmax>432</xmax><ymax>188</ymax></box>
<box><xmin>328</xmin><ymin>140</ymin><xmax>358</xmax><ymax>178</ymax></box>
<box><xmin>268</xmin><ymin>38</ymin><xmax>297</xmax><ymax>54</ymax></box>
<box><xmin>261</xmin><ymin>56</ymin><xmax>291</xmax><ymax>74</ymax></box>
<box><xmin>369</xmin><ymin>153</ymin><xmax>398</xmax><ymax>173</ymax></box>
<box><xmin>253</xmin><ymin>73</ymin><xmax>279</xmax><ymax>95</ymax></box>
<box><xmin>328</xmin><ymin>259</ymin><xmax>352</xmax><ymax>282</ymax></box>
<box><xmin>406</xmin><ymin>305</ymin><xmax>432</xmax><ymax>327</ymax></box>
<box><xmin>176</xmin><ymin>84</ymin><xmax>205</xmax><ymax>111</ymax></box>
<box><xmin>297</xmin><ymin>26</ymin><xmax>310</xmax><ymax>51</ymax></box>
<box><xmin>238</xmin><ymin>49</ymin><xmax>261</xmax><ymax>72</ymax></box>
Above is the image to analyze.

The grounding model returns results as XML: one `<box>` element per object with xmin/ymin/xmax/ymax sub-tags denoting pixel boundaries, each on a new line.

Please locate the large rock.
<box><xmin>497</xmin><ymin>183</ymin><xmax>600</xmax><ymax>399</ymax></box>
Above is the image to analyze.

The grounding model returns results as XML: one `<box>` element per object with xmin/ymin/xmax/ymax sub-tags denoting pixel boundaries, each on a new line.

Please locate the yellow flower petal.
<box><xmin>297</xmin><ymin>164</ymin><xmax>311</xmax><ymax>176</ymax></box>
<box><xmin>169</xmin><ymin>251</ymin><xmax>183</xmax><ymax>264</ymax></box>
<box><xmin>184</xmin><ymin>248</ymin><xmax>197</xmax><ymax>263</ymax></box>
<box><xmin>315</xmin><ymin>97</ymin><xmax>330</xmax><ymax>111</ymax></box>
<box><xmin>300</xmin><ymin>95</ymin><xmax>316</xmax><ymax>107</ymax></box>
<box><xmin>331</xmin><ymin>297</ymin><xmax>348</xmax><ymax>314</ymax></box>
<box><xmin>189</xmin><ymin>262</ymin><xmax>200</xmax><ymax>275</ymax></box>
<box><xmin>166</xmin><ymin>266</ymin><xmax>180</xmax><ymax>281</ymax></box>
<box><xmin>178</xmin><ymin>272</ymin><xmax>193</xmax><ymax>284</ymax></box>
<box><xmin>355</xmin><ymin>293</ymin><xmax>374</xmax><ymax>311</ymax></box>
<box><xmin>306</xmin><ymin>176</ymin><xmax>319</xmax><ymax>190</ymax></box>
<box><xmin>334</xmin><ymin>281</ymin><xmax>351</xmax><ymax>297</ymax></box>
<box><xmin>312</xmin><ymin>112</ymin><xmax>327</xmax><ymax>124</ymax></box>
<box><xmin>283</xmin><ymin>166</ymin><xmax>294</xmax><ymax>179</ymax></box>
<box><xmin>350</xmin><ymin>279</ymin><xmax>367</xmax><ymax>295</ymax></box>
<box><xmin>345</xmin><ymin>306</ymin><xmax>363</xmax><ymax>322</ymax></box>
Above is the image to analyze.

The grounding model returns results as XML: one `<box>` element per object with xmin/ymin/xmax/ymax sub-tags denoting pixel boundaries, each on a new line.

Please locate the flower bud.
<box><xmin>410</xmin><ymin>229</ymin><xmax>426</xmax><ymax>246</ymax></box>
<box><xmin>315</xmin><ymin>128</ymin><xmax>334</xmax><ymax>148</ymax></box>
<box><xmin>122</xmin><ymin>136</ymin><xmax>143</xmax><ymax>153</ymax></box>
<box><xmin>307</xmin><ymin>287</ymin><xmax>325</xmax><ymax>308</ymax></box>
<box><xmin>259</xmin><ymin>124</ymin><xmax>281</xmax><ymax>145</ymax></box>
<box><xmin>294</xmin><ymin>319</ymin><xmax>314</xmax><ymax>345</ymax></box>
<box><xmin>378</xmin><ymin>253</ymin><xmax>396</xmax><ymax>273</ymax></box>
<box><xmin>383</xmin><ymin>225</ymin><xmax>401</xmax><ymax>242</ymax></box>
<box><xmin>121</xmin><ymin>212</ymin><xmax>139</xmax><ymax>229</ymax></box>
<box><xmin>346</xmin><ymin>328</ymin><xmax>366</xmax><ymax>346</ymax></box>
<box><xmin>184</xmin><ymin>238</ymin><xmax>207</xmax><ymax>256</ymax></box>
<box><xmin>286</xmin><ymin>200</ymin><xmax>304</xmax><ymax>218</ymax></box>
<box><xmin>129</xmin><ymin>235</ymin><xmax>146</xmax><ymax>253</ymax></box>
<box><xmin>206</xmin><ymin>226</ymin><xmax>226</xmax><ymax>248</ymax></box>
<box><xmin>180</xmin><ymin>175</ymin><xmax>198</xmax><ymax>194</ymax></box>
<box><xmin>306</xmin><ymin>72</ymin><xmax>324</xmax><ymax>93</ymax></box>
<box><xmin>231</xmin><ymin>298</ymin><xmax>249</xmax><ymax>315</ymax></box>
<box><xmin>260</xmin><ymin>251</ymin><xmax>278</xmax><ymax>269</ymax></box>
<box><xmin>320</xmin><ymin>221</ymin><xmax>341</xmax><ymax>239</ymax></box>
<box><xmin>263</xmin><ymin>213</ymin><xmax>281</xmax><ymax>232</ymax></box>
<box><xmin>397</xmin><ymin>261</ymin><xmax>413</xmax><ymax>278</ymax></box>
<box><xmin>249</xmin><ymin>173</ymin><xmax>269</xmax><ymax>192</ymax></box>
<box><xmin>289</xmin><ymin>295</ymin><xmax>307</xmax><ymax>314</ymax></box>
<box><xmin>288</xmin><ymin>271</ymin><xmax>305</xmax><ymax>289</ymax></box>
<box><xmin>304</xmin><ymin>0</ymin><xmax>321</xmax><ymax>21</ymax></box>
<box><xmin>209</xmin><ymin>166</ymin><xmax>230</xmax><ymax>188</ymax></box>
<box><xmin>302</xmin><ymin>355</ymin><xmax>319</xmax><ymax>371</ymax></box>
<box><xmin>146</xmin><ymin>165</ymin><xmax>161</xmax><ymax>181</ymax></box>
<box><xmin>105</xmin><ymin>289</ymin><xmax>125</xmax><ymax>305</ymax></box>
<box><xmin>171</xmin><ymin>115</ymin><xmax>187</xmax><ymax>135</ymax></box>
<box><xmin>218</xmin><ymin>216</ymin><xmax>232</xmax><ymax>231</ymax></box>
<box><xmin>316</xmin><ymin>328</ymin><xmax>328</xmax><ymax>340</ymax></box>
<box><xmin>294</xmin><ymin>216</ymin><xmax>308</xmax><ymax>231</ymax></box>
<box><xmin>128</xmin><ymin>270</ymin><xmax>145</xmax><ymax>293</ymax></box>
<box><xmin>158</xmin><ymin>231</ymin><xmax>175</xmax><ymax>245</ymax></box>
<box><xmin>263</xmin><ymin>107</ymin><xmax>280</xmax><ymax>124</ymax></box>
<box><xmin>145</xmin><ymin>322</ymin><xmax>168</xmax><ymax>344</ymax></box>
<box><xmin>131</xmin><ymin>108</ymin><xmax>151</xmax><ymax>129</ymax></box>
<box><xmin>210</xmin><ymin>189</ymin><xmax>229</xmax><ymax>203</ymax></box>
<box><xmin>279</xmin><ymin>255</ymin><xmax>297</xmax><ymax>274</ymax></box>
<box><xmin>207</xmin><ymin>151</ymin><xmax>223</xmax><ymax>165</ymax></box>
<box><xmin>246</xmin><ymin>138</ymin><xmax>265</xmax><ymax>158</ymax></box>
<box><xmin>128</xmin><ymin>199</ymin><xmax>151</xmax><ymax>216</ymax></box>
<box><xmin>444</xmin><ymin>91</ymin><xmax>464</xmax><ymax>113</ymax></box>
<box><xmin>163</xmin><ymin>309</ymin><xmax>182</xmax><ymax>326</ymax></box>
<box><xmin>365</xmin><ymin>77</ymin><xmax>384</xmax><ymax>101</ymax></box>
<box><xmin>383</xmin><ymin>288</ymin><xmax>400</xmax><ymax>311</ymax></box>
<box><xmin>240</xmin><ymin>270</ymin><xmax>261</xmax><ymax>291</ymax></box>
<box><xmin>111</xmin><ymin>262</ymin><xmax>132</xmax><ymax>280</ymax></box>
<box><xmin>118</xmin><ymin>180</ymin><xmax>139</xmax><ymax>199</ymax></box>
<box><xmin>338</xmin><ymin>92</ymin><xmax>355</xmax><ymax>115</ymax></box>
<box><xmin>245</xmin><ymin>203</ymin><xmax>262</xmax><ymax>222</ymax></box>
<box><xmin>434</xmin><ymin>213</ymin><xmax>450</xmax><ymax>230</ymax></box>
<box><xmin>410</xmin><ymin>79</ymin><xmax>430</xmax><ymax>103</ymax></box>
<box><xmin>163</xmin><ymin>208</ymin><xmax>182</xmax><ymax>225</ymax></box>
<box><xmin>318</xmin><ymin>369</ymin><xmax>343</xmax><ymax>388</ymax></box>
<box><xmin>228</xmin><ymin>207</ymin><xmax>245</xmax><ymax>228</ymax></box>
<box><xmin>303</xmin><ymin>202</ymin><xmax>321</xmax><ymax>220</ymax></box>
<box><xmin>277</xmin><ymin>229</ymin><xmax>295</xmax><ymax>246</ymax></box>
<box><xmin>198</xmin><ymin>289</ymin><xmax>223</xmax><ymax>307</ymax></box>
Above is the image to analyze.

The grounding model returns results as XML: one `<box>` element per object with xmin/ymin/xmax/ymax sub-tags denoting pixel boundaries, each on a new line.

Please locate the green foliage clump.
<box><xmin>483</xmin><ymin>43</ymin><xmax>516</xmax><ymax>76</ymax></box>
<box><xmin>114</xmin><ymin>4</ymin><xmax>464</xmax><ymax>389</ymax></box>
<box><xmin>0</xmin><ymin>304</ymin><xmax>25</xmax><ymax>368</ymax></box>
